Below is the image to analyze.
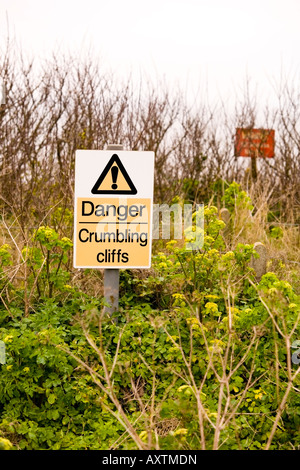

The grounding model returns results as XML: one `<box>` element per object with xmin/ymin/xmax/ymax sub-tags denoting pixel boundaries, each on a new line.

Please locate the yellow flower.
<box><xmin>166</xmin><ymin>240</ymin><xmax>177</xmax><ymax>250</ymax></box>
<box><xmin>209</xmin><ymin>339</ymin><xmax>225</xmax><ymax>353</ymax></box>
<box><xmin>288</xmin><ymin>303</ymin><xmax>298</xmax><ymax>310</ymax></box>
<box><xmin>0</xmin><ymin>437</ymin><xmax>13</xmax><ymax>450</ymax></box>
<box><xmin>171</xmin><ymin>428</ymin><xmax>188</xmax><ymax>436</ymax></box>
<box><xmin>3</xmin><ymin>335</ymin><xmax>13</xmax><ymax>343</ymax></box>
<box><xmin>204</xmin><ymin>294</ymin><xmax>219</xmax><ymax>300</ymax></box>
<box><xmin>172</xmin><ymin>293</ymin><xmax>185</xmax><ymax>300</ymax></box>
<box><xmin>158</xmin><ymin>262</ymin><xmax>168</xmax><ymax>269</ymax></box>
<box><xmin>172</xmin><ymin>293</ymin><xmax>186</xmax><ymax>307</ymax></box>
<box><xmin>204</xmin><ymin>302</ymin><xmax>219</xmax><ymax>315</ymax></box>
<box><xmin>1</xmin><ymin>244</ymin><xmax>11</xmax><ymax>250</ymax></box>
<box><xmin>166</xmin><ymin>334</ymin><xmax>178</xmax><ymax>343</ymax></box>
<box><xmin>23</xmin><ymin>367</ymin><xmax>30</xmax><ymax>373</ymax></box>
<box><xmin>61</xmin><ymin>237</ymin><xmax>72</xmax><ymax>244</ymax></box>
<box><xmin>139</xmin><ymin>431</ymin><xmax>148</xmax><ymax>442</ymax></box>
<box><xmin>254</xmin><ymin>388</ymin><xmax>265</xmax><ymax>400</ymax></box>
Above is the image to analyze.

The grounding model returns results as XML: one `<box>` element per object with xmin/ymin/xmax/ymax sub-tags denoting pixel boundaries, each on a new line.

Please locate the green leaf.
<box><xmin>48</xmin><ymin>393</ymin><xmax>57</xmax><ymax>404</ymax></box>
<box><xmin>51</xmin><ymin>409</ymin><xmax>60</xmax><ymax>420</ymax></box>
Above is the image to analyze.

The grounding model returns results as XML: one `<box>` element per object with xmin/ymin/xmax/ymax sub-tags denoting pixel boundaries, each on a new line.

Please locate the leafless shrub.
<box><xmin>0</xmin><ymin>41</ymin><xmax>299</xmax><ymax>229</ymax></box>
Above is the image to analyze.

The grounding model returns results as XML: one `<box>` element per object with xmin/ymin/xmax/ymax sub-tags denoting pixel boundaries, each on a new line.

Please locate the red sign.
<box><xmin>235</xmin><ymin>128</ymin><xmax>275</xmax><ymax>158</ymax></box>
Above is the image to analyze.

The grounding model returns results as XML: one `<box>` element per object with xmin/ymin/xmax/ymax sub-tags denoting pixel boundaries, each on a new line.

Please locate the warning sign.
<box><xmin>91</xmin><ymin>154</ymin><xmax>137</xmax><ymax>194</ymax></box>
<box><xmin>235</xmin><ymin>128</ymin><xmax>275</xmax><ymax>158</ymax></box>
<box><xmin>73</xmin><ymin>150</ymin><xmax>154</xmax><ymax>269</ymax></box>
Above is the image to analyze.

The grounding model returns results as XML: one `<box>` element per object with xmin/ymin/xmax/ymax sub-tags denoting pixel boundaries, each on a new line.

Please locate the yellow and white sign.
<box><xmin>73</xmin><ymin>150</ymin><xmax>154</xmax><ymax>269</ymax></box>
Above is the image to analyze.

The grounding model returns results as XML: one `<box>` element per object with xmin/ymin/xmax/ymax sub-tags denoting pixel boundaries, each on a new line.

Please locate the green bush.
<box><xmin>0</xmin><ymin>202</ymin><xmax>299</xmax><ymax>450</ymax></box>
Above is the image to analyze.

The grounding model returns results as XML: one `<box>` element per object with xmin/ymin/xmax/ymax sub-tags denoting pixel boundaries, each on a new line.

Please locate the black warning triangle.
<box><xmin>91</xmin><ymin>154</ymin><xmax>137</xmax><ymax>195</ymax></box>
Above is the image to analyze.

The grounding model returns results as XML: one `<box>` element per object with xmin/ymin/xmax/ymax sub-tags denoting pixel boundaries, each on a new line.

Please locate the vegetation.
<box><xmin>0</xmin><ymin>43</ymin><xmax>299</xmax><ymax>450</ymax></box>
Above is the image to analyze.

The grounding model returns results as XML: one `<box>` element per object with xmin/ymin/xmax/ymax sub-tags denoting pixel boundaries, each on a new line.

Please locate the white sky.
<box><xmin>1</xmin><ymin>0</ymin><xmax>300</xmax><ymax>107</ymax></box>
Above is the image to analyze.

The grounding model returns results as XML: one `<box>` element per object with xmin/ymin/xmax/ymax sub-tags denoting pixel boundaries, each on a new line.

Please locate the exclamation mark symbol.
<box><xmin>111</xmin><ymin>165</ymin><xmax>118</xmax><ymax>190</ymax></box>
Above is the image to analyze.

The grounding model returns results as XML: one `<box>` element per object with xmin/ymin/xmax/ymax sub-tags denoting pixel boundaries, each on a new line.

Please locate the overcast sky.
<box><xmin>1</xmin><ymin>0</ymin><xmax>300</xmax><ymax>108</ymax></box>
